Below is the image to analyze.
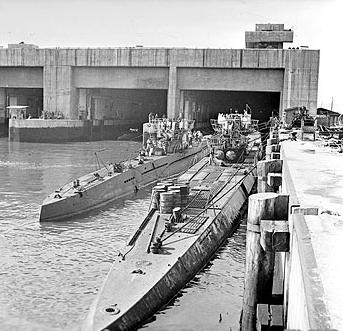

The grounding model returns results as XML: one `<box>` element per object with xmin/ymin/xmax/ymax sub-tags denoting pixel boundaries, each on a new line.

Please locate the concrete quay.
<box><xmin>281</xmin><ymin>140</ymin><xmax>343</xmax><ymax>330</ymax></box>
<box><xmin>241</xmin><ymin>132</ymin><xmax>343</xmax><ymax>330</ymax></box>
<box><xmin>8</xmin><ymin>118</ymin><xmax>137</xmax><ymax>142</ymax></box>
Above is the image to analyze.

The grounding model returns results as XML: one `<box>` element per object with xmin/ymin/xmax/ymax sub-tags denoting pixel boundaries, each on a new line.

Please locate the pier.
<box><xmin>242</xmin><ymin>128</ymin><xmax>343</xmax><ymax>330</ymax></box>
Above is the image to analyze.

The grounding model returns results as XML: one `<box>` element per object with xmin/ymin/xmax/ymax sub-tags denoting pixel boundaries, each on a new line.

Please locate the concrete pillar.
<box><xmin>179</xmin><ymin>90</ymin><xmax>185</xmax><ymax>118</ymax></box>
<box><xmin>78</xmin><ymin>88</ymin><xmax>87</xmax><ymax>120</ymax></box>
<box><xmin>184</xmin><ymin>99</ymin><xmax>190</xmax><ymax>120</ymax></box>
<box><xmin>167</xmin><ymin>66</ymin><xmax>180</xmax><ymax>119</ymax></box>
<box><xmin>43</xmin><ymin>65</ymin><xmax>77</xmax><ymax>119</ymax></box>
<box><xmin>282</xmin><ymin>50</ymin><xmax>319</xmax><ymax>116</ymax></box>
<box><xmin>279</xmin><ymin>90</ymin><xmax>283</xmax><ymax>119</ymax></box>
<box><xmin>0</xmin><ymin>88</ymin><xmax>5</xmax><ymax>120</ymax></box>
<box><xmin>0</xmin><ymin>88</ymin><xmax>6</xmax><ymax>135</ymax></box>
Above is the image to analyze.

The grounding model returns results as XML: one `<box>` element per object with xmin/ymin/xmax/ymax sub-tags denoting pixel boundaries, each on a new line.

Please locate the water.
<box><xmin>0</xmin><ymin>138</ymin><xmax>246</xmax><ymax>331</ymax></box>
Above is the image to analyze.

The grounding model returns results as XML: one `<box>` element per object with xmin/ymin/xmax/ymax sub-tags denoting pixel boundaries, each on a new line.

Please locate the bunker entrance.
<box><xmin>85</xmin><ymin>88</ymin><xmax>167</xmax><ymax>129</ymax></box>
<box><xmin>183</xmin><ymin>90</ymin><xmax>280</xmax><ymax>130</ymax></box>
<box><xmin>5</xmin><ymin>88</ymin><xmax>43</xmax><ymax>118</ymax></box>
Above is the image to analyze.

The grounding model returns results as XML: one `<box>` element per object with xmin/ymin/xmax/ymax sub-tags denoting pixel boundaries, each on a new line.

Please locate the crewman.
<box><xmin>138</xmin><ymin>151</ymin><xmax>144</xmax><ymax>164</ymax></box>
<box><xmin>209</xmin><ymin>145</ymin><xmax>214</xmax><ymax>165</ymax></box>
<box><xmin>146</xmin><ymin>138</ymin><xmax>154</xmax><ymax>156</ymax></box>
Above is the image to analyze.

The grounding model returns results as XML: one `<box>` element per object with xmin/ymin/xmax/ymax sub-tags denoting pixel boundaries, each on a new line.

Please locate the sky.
<box><xmin>0</xmin><ymin>0</ymin><xmax>341</xmax><ymax>113</ymax></box>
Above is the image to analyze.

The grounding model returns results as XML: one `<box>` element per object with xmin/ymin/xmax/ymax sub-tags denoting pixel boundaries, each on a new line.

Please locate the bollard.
<box><xmin>267</xmin><ymin>138</ymin><xmax>279</xmax><ymax>146</ymax></box>
<box><xmin>241</xmin><ymin>193</ymin><xmax>289</xmax><ymax>331</ymax></box>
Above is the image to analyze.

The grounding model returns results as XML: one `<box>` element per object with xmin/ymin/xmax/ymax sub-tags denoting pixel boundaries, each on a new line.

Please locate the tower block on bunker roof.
<box><xmin>245</xmin><ymin>24</ymin><xmax>294</xmax><ymax>49</ymax></box>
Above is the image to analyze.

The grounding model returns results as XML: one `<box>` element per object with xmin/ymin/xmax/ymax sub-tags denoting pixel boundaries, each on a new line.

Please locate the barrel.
<box><xmin>168</xmin><ymin>185</ymin><xmax>181</xmax><ymax>191</ymax></box>
<box><xmin>151</xmin><ymin>186</ymin><xmax>166</xmax><ymax>209</ymax></box>
<box><xmin>154</xmin><ymin>185</ymin><xmax>167</xmax><ymax>192</ymax></box>
<box><xmin>159</xmin><ymin>192</ymin><xmax>174</xmax><ymax>214</ymax></box>
<box><xmin>179</xmin><ymin>184</ymin><xmax>189</xmax><ymax>207</ymax></box>
<box><xmin>160</xmin><ymin>180</ymin><xmax>174</xmax><ymax>188</ymax></box>
<box><xmin>168</xmin><ymin>186</ymin><xmax>181</xmax><ymax>208</ymax></box>
<box><xmin>159</xmin><ymin>179</ymin><xmax>174</xmax><ymax>184</ymax></box>
<box><xmin>156</xmin><ymin>183</ymin><xmax>168</xmax><ymax>190</ymax></box>
<box><xmin>170</xmin><ymin>190</ymin><xmax>181</xmax><ymax>208</ymax></box>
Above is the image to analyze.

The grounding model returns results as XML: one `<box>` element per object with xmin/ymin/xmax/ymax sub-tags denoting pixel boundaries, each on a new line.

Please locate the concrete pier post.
<box><xmin>241</xmin><ymin>193</ymin><xmax>289</xmax><ymax>331</ymax></box>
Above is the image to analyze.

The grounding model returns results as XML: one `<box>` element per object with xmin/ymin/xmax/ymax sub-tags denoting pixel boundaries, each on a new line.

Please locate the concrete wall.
<box><xmin>286</xmin><ymin>228</ymin><xmax>310</xmax><ymax>330</ymax></box>
<box><xmin>8</xmin><ymin>118</ymin><xmax>137</xmax><ymax>142</ymax></box>
<box><xmin>281</xmin><ymin>147</ymin><xmax>332</xmax><ymax>330</ymax></box>
<box><xmin>0</xmin><ymin>47</ymin><xmax>320</xmax><ymax>120</ymax></box>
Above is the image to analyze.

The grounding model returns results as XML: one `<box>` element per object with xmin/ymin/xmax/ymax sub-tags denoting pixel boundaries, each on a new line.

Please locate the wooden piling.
<box><xmin>266</xmin><ymin>131</ymin><xmax>280</xmax><ymax>160</ymax></box>
<box><xmin>266</xmin><ymin>144</ymin><xmax>281</xmax><ymax>155</ymax></box>
<box><xmin>241</xmin><ymin>193</ymin><xmax>289</xmax><ymax>331</ymax></box>
<box><xmin>257</xmin><ymin>160</ymin><xmax>283</xmax><ymax>193</ymax></box>
<box><xmin>267</xmin><ymin>173</ymin><xmax>282</xmax><ymax>190</ymax></box>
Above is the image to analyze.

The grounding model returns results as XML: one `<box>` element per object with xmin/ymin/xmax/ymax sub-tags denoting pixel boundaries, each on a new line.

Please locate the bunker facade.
<box><xmin>0</xmin><ymin>24</ymin><xmax>320</xmax><ymax>141</ymax></box>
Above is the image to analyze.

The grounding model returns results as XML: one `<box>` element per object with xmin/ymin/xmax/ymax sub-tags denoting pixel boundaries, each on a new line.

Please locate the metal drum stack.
<box><xmin>155</xmin><ymin>180</ymin><xmax>190</xmax><ymax>214</ymax></box>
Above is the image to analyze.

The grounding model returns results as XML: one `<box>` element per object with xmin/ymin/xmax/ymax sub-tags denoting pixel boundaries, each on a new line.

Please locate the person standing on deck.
<box><xmin>209</xmin><ymin>145</ymin><xmax>214</xmax><ymax>165</ymax></box>
<box><xmin>188</xmin><ymin>131</ymin><xmax>193</xmax><ymax>147</ymax></box>
<box><xmin>147</xmin><ymin>137</ymin><xmax>155</xmax><ymax>156</ymax></box>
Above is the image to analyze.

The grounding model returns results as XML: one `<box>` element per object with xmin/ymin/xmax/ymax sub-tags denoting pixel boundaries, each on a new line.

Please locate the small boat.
<box><xmin>83</xmin><ymin>112</ymin><xmax>260</xmax><ymax>331</ymax></box>
<box><xmin>40</xmin><ymin>118</ymin><xmax>208</xmax><ymax>222</ymax></box>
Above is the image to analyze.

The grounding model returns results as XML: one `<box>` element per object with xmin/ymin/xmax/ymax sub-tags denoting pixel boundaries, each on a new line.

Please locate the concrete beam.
<box><xmin>178</xmin><ymin>68</ymin><xmax>284</xmax><ymax>91</ymax></box>
<box><xmin>73</xmin><ymin>67</ymin><xmax>169</xmax><ymax>89</ymax></box>
<box><xmin>0</xmin><ymin>67</ymin><xmax>43</xmax><ymax>88</ymax></box>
